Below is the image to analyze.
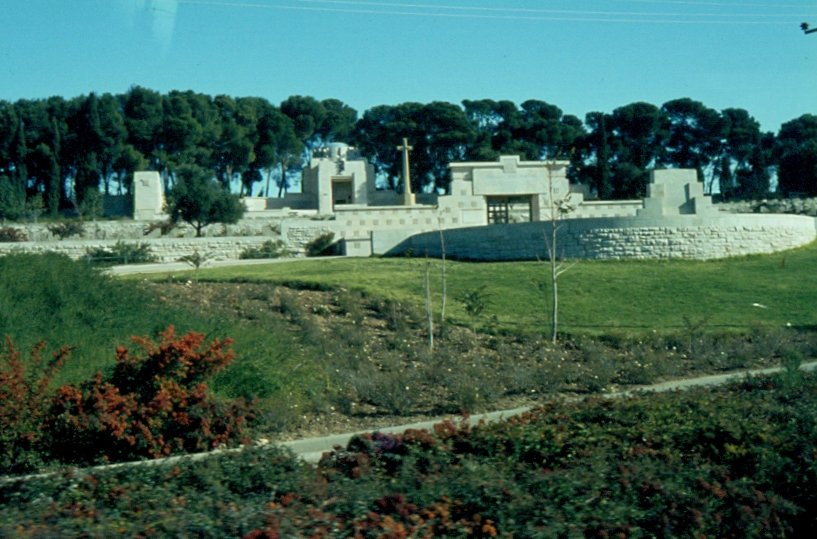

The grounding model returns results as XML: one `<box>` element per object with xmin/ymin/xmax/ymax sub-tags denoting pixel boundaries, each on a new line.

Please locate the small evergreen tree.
<box><xmin>166</xmin><ymin>164</ymin><xmax>245</xmax><ymax>237</ymax></box>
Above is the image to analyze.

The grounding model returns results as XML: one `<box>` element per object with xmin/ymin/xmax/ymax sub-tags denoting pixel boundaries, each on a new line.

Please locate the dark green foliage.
<box><xmin>0</xmin><ymin>445</ymin><xmax>304</xmax><ymax>537</ymax></box>
<box><xmin>239</xmin><ymin>239</ymin><xmax>290</xmax><ymax>259</ymax></box>
<box><xmin>83</xmin><ymin>240</ymin><xmax>156</xmax><ymax>266</ymax></box>
<box><xmin>0</xmin><ymin>175</ymin><xmax>27</xmax><ymax>220</ymax></box>
<box><xmin>305</xmin><ymin>232</ymin><xmax>338</xmax><ymax>257</ymax></box>
<box><xmin>0</xmin><ymin>226</ymin><xmax>27</xmax><ymax>242</ymax></box>
<box><xmin>3</xmin><ymin>372</ymin><xmax>817</xmax><ymax>536</ymax></box>
<box><xmin>776</xmin><ymin>114</ymin><xmax>817</xmax><ymax>196</ymax></box>
<box><xmin>47</xmin><ymin>220</ymin><xmax>85</xmax><ymax>240</ymax></box>
<box><xmin>166</xmin><ymin>164</ymin><xmax>245</xmax><ymax>237</ymax></box>
<box><xmin>0</xmin><ymin>89</ymin><xmax>810</xmax><ymax>209</ymax></box>
<box><xmin>459</xmin><ymin>285</ymin><xmax>490</xmax><ymax>333</ymax></box>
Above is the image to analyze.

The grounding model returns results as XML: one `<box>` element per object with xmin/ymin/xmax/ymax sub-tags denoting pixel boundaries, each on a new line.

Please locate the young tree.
<box><xmin>166</xmin><ymin>164</ymin><xmax>245</xmax><ymax>236</ymax></box>
<box><xmin>543</xmin><ymin>162</ymin><xmax>576</xmax><ymax>344</ymax></box>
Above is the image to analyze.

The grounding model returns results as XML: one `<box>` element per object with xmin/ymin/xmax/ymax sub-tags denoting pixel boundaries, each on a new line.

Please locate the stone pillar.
<box><xmin>133</xmin><ymin>171</ymin><xmax>165</xmax><ymax>221</ymax></box>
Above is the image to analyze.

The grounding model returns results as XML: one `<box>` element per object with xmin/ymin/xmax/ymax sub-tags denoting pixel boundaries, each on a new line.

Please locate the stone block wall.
<box><xmin>392</xmin><ymin>214</ymin><xmax>817</xmax><ymax>261</ymax></box>
<box><xmin>571</xmin><ymin>200</ymin><xmax>642</xmax><ymax>219</ymax></box>
<box><xmin>2</xmin><ymin>201</ymin><xmax>816</xmax><ymax>263</ymax></box>
<box><xmin>0</xmin><ymin>236</ymin><xmax>280</xmax><ymax>263</ymax></box>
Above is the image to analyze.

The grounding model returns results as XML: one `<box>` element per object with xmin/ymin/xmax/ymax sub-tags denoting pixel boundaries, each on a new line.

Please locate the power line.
<box><xmin>176</xmin><ymin>0</ymin><xmax>806</xmax><ymax>25</ymax></box>
<box><xmin>294</xmin><ymin>0</ymin><xmax>810</xmax><ymax>18</ymax></box>
<box><xmin>603</xmin><ymin>0</ymin><xmax>814</xmax><ymax>8</ymax></box>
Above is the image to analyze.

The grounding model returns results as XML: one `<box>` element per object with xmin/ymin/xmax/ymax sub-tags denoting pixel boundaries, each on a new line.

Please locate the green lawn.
<box><xmin>153</xmin><ymin>241</ymin><xmax>817</xmax><ymax>336</ymax></box>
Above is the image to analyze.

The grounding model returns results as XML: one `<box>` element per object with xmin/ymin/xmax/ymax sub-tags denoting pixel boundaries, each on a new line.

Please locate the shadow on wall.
<box><xmin>385</xmin><ymin>214</ymin><xmax>817</xmax><ymax>262</ymax></box>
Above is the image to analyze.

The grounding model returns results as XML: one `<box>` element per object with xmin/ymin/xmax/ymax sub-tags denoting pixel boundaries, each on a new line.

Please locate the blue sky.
<box><xmin>1</xmin><ymin>0</ymin><xmax>815</xmax><ymax>133</ymax></box>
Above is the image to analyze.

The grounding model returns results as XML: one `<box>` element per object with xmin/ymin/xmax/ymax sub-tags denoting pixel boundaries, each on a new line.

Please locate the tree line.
<box><xmin>1</xmin><ymin>87</ymin><xmax>815</xmax><ymax>220</ymax></box>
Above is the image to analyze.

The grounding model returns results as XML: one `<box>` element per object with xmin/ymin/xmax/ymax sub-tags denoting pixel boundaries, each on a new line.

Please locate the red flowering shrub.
<box><xmin>0</xmin><ymin>339</ymin><xmax>70</xmax><ymax>473</ymax></box>
<box><xmin>45</xmin><ymin>326</ymin><xmax>252</xmax><ymax>464</ymax></box>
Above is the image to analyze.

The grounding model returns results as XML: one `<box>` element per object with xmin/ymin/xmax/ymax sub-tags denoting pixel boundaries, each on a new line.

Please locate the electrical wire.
<box><xmin>176</xmin><ymin>0</ymin><xmax>809</xmax><ymax>25</ymax></box>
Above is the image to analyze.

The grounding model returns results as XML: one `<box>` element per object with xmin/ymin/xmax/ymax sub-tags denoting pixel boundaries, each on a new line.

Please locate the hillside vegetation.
<box><xmin>148</xmin><ymin>241</ymin><xmax>817</xmax><ymax>334</ymax></box>
<box><xmin>2</xmin><ymin>245</ymin><xmax>816</xmax><ymax>446</ymax></box>
<box><xmin>2</xmin><ymin>247</ymin><xmax>817</xmax><ymax>533</ymax></box>
<box><xmin>2</xmin><ymin>370</ymin><xmax>815</xmax><ymax>536</ymax></box>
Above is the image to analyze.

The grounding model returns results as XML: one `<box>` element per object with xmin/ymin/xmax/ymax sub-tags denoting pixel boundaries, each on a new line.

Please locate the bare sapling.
<box><xmin>438</xmin><ymin>212</ymin><xmax>447</xmax><ymax>327</ymax></box>
<box><xmin>543</xmin><ymin>162</ymin><xmax>576</xmax><ymax>344</ymax></box>
<box><xmin>424</xmin><ymin>256</ymin><xmax>434</xmax><ymax>352</ymax></box>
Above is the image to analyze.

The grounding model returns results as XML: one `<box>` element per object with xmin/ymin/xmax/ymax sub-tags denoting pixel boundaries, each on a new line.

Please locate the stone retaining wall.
<box><xmin>3</xmin><ymin>199</ymin><xmax>817</xmax><ymax>263</ymax></box>
<box><xmin>0</xmin><ymin>236</ymin><xmax>279</xmax><ymax>263</ymax></box>
<box><xmin>392</xmin><ymin>214</ymin><xmax>817</xmax><ymax>261</ymax></box>
<box><xmin>2</xmin><ymin>219</ymin><xmax>285</xmax><ymax>242</ymax></box>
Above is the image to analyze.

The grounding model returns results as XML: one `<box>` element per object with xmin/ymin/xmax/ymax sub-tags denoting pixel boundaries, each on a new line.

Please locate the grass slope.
<box><xmin>0</xmin><ymin>254</ymin><xmax>300</xmax><ymax>387</ymax></box>
<box><xmin>150</xmin><ymin>241</ymin><xmax>817</xmax><ymax>335</ymax></box>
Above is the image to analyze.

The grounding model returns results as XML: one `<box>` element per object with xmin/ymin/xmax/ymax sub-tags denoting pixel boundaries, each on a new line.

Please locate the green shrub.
<box><xmin>47</xmin><ymin>221</ymin><xmax>85</xmax><ymax>240</ymax></box>
<box><xmin>178</xmin><ymin>249</ymin><xmax>212</xmax><ymax>271</ymax></box>
<box><xmin>142</xmin><ymin>220</ymin><xmax>176</xmax><ymax>236</ymax></box>
<box><xmin>84</xmin><ymin>241</ymin><xmax>157</xmax><ymax>266</ymax></box>
<box><xmin>0</xmin><ymin>226</ymin><xmax>27</xmax><ymax>242</ymax></box>
<box><xmin>276</xmin><ymin>289</ymin><xmax>307</xmax><ymax>323</ymax></box>
<box><xmin>239</xmin><ymin>239</ymin><xmax>290</xmax><ymax>259</ymax></box>
<box><xmin>305</xmin><ymin>232</ymin><xmax>339</xmax><ymax>257</ymax></box>
<box><xmin>333</xmin><ymin>290</ymin><xmax>367</xmax><ymax>325</ymax></box>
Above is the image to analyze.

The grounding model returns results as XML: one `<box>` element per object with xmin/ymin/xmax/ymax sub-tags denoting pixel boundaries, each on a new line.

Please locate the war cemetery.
<box><xmin>1</xmin><ymin>142</ymin><xmax>814</xmax><ymax>263</ymax></box>
<box><xmin>2</xmin><ymin>94</ymin><xmax>817</xmax><ymax>536</ymax></box>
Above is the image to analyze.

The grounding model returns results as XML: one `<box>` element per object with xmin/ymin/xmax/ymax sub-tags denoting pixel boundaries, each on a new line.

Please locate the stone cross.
<box><xmin>396</xmin><ymin>137</ymin><xmax>415</xmax><ymax>206</ymax></box>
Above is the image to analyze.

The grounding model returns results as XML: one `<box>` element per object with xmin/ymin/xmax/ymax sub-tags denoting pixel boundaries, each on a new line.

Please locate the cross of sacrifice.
<box><xmin>396</xmin><ymin>137</ymin><xmax>415</xmax><ymax>206</ymax></box>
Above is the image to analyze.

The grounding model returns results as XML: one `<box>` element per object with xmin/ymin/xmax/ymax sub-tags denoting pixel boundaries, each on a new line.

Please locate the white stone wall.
<box><xmin>3</xmin><ymin>203</ymin><xmax>816</xmax><ymax>263</ymax></box>
<box><xmin>1</xmin><ymin>219</ymin><xmax>285</xmax><ymax>242</ymax></box>
<box><xmin>0</xmin><ymin>236</ymin><xmax>280</xmax><ymax>262</ymax></box>
<box><xmin>393</xmin><ymin>214</ymin><xmax>817</xmax><ymax>261</ymax></box>
<box><xmin>571</xmin><ymin>200</ymin><xmax>642</xmax><ymax>219</ymax></box>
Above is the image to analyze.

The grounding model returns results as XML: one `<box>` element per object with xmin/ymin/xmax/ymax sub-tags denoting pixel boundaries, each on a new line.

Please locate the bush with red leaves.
<box><xmin>0</xmin><ymin>339</ymin><xmax>70</xmax><ymax>473</ymax></box>
<box><xmin>45</xmin><ymin>326</ymin><xmax>252</xmax><ymax>464</ymax></box>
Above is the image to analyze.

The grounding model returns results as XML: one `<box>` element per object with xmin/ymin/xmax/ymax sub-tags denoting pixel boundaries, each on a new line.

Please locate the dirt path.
<box><xmin>279</xmin><ymin>359</ymin><xmax>817</xmax><ymax>462</ymax></box>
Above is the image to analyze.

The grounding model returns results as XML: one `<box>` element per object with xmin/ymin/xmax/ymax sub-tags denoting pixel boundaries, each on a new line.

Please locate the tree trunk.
<box><xmin>550</xmin><ymin>224</ymin><xmax>559</xmax><ymax>344</ymax></box>
<box><xmin>264</xmin><ymin>168</ymin><xmax>272</xmax><ymax>198</ymax></box>
<box><xmin>439</xmin><ymin>226</ymin><xmax>447</xmax><ymax>324</ymax></box>
<box><xmin>277</xmin><ymin>160</ymin><xmax>285</xmax><ymax>198</ymax></box>
<box><xmin>425</xmin><ymin>260</ymin><xmax>434</xmax><ymax>352</ymax></box>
